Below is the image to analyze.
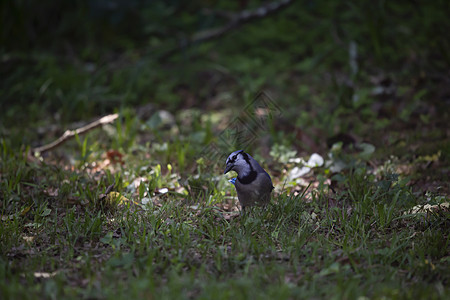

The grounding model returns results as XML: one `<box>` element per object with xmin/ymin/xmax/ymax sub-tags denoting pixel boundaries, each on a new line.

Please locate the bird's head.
<box><xmin>223</xmin><ymin>150</ymin><xmax>253</xmax><ymax>176</ymax></box>
<box><xmin>224</xmin><ymin>150</ymin><xmax>249</xmax><ymax>175</ymax></box>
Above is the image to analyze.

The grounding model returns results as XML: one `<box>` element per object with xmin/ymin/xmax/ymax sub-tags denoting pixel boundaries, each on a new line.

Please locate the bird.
<box><xmin>224</xmin><ymin>150</ymin><xmax>274</xmax><ymax>211</ymax></box>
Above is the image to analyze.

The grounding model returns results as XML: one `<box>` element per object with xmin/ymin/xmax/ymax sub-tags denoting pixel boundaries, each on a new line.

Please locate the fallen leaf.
<box><xmin>106</xmin><ymin>150</ymin><xmax>124</xmax><ymax>165</ymax></box>
<box><xmin>40</xmin><ymin>208</ymin><xmax>52</xmax><ymax>217</ymax></box>
<box><xmin>34</xmin><ymin>271</ymin><xmax>58</xmax><ymax>278</ymax></box>
<box><xmin>23</xmin><ymin>236</ymin><xmax>35</xmax><ymax>243</ymax></box>
<box><xmin>406</xmin><ymin>202</ymin><xmax>449</xmax><ymax>215</ymax></box>
<box><xmin>289</xmin><ymin>166</ymin><xmax>311</xmax><ymax>179</ymax></box>
<box><xmin>43</xmin><ymin>187</ymin><xmax>59</xmax><ymax>197</ymax></box>
<box><xmin>306</xmin><ymin>153</ymin><xmax>324</xmax><ymax>167</ymax></box>
<box><xmin>105</xmin><ymin>192</ymin><xmax>129</xmax><ymax>206</ymax></box>
<box><xmin>1</xmin><ymin>215</ymin><xmax>14</xmax><ymax>221</ymax></box>
<box><xmin>155</xmin><ymin>187</ymin><xmax>169</xmax><ymax>194</ymax></box>
<box><xmin>20</xmin><ymin>205</ymin><xmax>32</xmax><ymax>216</ymax></box>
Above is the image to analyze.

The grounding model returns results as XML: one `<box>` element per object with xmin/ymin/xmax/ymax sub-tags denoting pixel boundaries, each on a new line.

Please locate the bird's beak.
<box><xmin>224</xmin><ymin>163</ymin><xmax>233</xmax><ymax>174</ymax></box>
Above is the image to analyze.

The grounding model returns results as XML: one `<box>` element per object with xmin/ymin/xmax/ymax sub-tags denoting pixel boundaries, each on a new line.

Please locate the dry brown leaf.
<box><xmin>106</xmin><ymin>150</ymin><xmax>124</xmax><ymax>165</ymax></box>
<box><xmin>406</xmin><ymin>202</ymin><xmax>449</xmax><ymax>215</ymax></box>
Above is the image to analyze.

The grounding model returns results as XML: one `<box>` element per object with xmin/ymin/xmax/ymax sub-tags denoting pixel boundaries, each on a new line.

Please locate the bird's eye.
<box><xmin>232</xmin><ymin>155</ymin><xmax>237</xmax><ymax>160</ymax></box>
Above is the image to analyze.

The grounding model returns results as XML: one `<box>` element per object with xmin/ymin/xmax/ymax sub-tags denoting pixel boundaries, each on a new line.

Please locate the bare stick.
<box><xmin>32</xmin><ymin>113</ymin><xmax>119</xmax><ymax>154</ymax></box>
<box><xmin>99</xmin><ymin>181</ymin><xmax>116</xmax><ymax>201</ymax></box>
<box><xmin>192</xmin><ymin>0</ymin><xmax>292</xmax><ymax>43</ymax></box>
<box><xmin>160</xmin><ymin>0</ymin><xmax>293</xmax><ymax>60</ymax></box>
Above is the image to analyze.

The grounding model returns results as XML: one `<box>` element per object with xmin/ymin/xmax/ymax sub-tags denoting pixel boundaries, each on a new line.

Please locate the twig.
<box><xmin>99</xmin><ymin>181</ymin><xmax>116</xmax><ymax>201</ymax></box>
<box><xmin>160</xmin><ymin>0</ymin><xmax>293</xmax><ymax>60</ymax></box>
<box><xmin>32</xmin><ymin>113</ymin><xmax>119</xmax><ymax>154</ymax></box>
<box><xmin>193</xmin><ymin>0</ymin><xmax>292</xmax><ymax>43</ymax></box>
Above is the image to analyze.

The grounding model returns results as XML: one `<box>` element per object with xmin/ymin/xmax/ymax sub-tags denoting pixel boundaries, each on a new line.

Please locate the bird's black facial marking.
<box><xmin>227</xmin><ymin>150</ymin><xmax>244</xmax><ymax>164</ymax></box>
<box><xmin>227</xmin><ymin>155</ymin><xmax>236</xmax><ymax>165</ymax></box>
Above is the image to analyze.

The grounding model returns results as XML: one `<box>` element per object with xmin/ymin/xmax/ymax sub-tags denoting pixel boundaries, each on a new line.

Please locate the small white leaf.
<box><xmin>306</xmin><ymin>153</ymin><xmax>324</xmax><ymax>167</ymax></box>
<box><xmin>289</xmin><ymin>166</ymin><xmax>311</xmax><ymax>179</ymax></box>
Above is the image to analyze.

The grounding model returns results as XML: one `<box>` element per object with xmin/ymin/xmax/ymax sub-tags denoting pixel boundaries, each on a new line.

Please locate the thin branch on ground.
<box><xmin>32</xmin><ymin>113</ymin><xmax>119</xmax><ymax>154</ymax></box>
<box><xmin>193</xmin><ymin>0</ymin><xmax>292</xmax><ymax>43</ymax></box>
<box><xmin>160</xmin><ymin>0</ymin><xmax>293</xmax><ymax>60</ymax></box>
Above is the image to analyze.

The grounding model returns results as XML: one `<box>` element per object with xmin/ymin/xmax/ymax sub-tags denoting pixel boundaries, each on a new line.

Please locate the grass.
<box><xmin>0</xmin><ymin>113</ymin><xmax>448</xmax><ymax>299</ymax></box>
<box><xmin>1</xmin><ymin>1</ymin><xmax>449</xmax><ymax>298</ymax></box>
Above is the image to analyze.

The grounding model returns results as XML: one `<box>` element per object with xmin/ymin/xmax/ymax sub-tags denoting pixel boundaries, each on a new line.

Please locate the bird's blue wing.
<box><xmin>228</xmin><ymin>177</ymin><xmax>237</xmax><ymax>185</ymax></box>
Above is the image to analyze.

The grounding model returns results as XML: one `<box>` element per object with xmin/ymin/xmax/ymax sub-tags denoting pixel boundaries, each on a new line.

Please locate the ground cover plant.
<box><xmin>1</xmin><ymin>0</ymin><xmax>449</xmax><ymax>299</ymax></box>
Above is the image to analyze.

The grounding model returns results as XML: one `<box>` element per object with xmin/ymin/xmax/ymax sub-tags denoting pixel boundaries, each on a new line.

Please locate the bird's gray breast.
<box><xmin>235</xmin><ymin>172</ymin><xmax>272</xmax><ymax>207</ymax></box>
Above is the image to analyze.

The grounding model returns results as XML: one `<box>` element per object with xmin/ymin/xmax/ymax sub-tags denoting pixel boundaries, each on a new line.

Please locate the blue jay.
<box><xmin>224</xmin><ymin>150</ymin><xmax>274</xmax><ymax>210</ymax></box>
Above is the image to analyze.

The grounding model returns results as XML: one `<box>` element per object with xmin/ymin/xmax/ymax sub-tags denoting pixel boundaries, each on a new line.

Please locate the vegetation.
<box><xmin>1</xmin><ymin>0</ymin><xmax>449</xmax><ymax>299</ymax></box>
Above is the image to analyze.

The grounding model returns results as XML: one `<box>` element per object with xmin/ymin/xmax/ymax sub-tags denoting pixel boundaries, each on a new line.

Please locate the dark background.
<box><xmin>1</xmin><ymin>0</ymin><xmax>449</xmax><ymax>162</ymax></box>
